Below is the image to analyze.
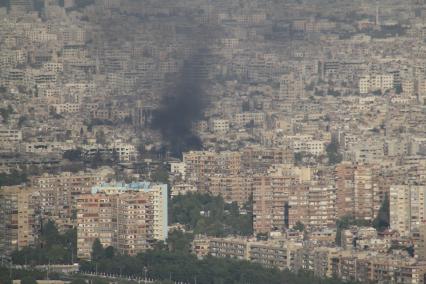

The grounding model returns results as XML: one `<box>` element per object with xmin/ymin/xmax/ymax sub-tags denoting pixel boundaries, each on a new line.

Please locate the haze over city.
<box><xmin>1</xmin><ymin>0</ymin><xmax>426</xmax><ymax>283</ymax></box>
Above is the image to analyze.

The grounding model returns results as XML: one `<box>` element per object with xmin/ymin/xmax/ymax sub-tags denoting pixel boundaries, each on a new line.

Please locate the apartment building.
<box><xmin>208</xmin><ymin>236</ymin><xmax>303</xmax><ymax>271</ymax></box>
<box><xmin>209</xmin><ymin>119</ymin><xmax>230</xmax><ymax>133</ymax></box>
<box><xmin>82</xmin><ymin>141</ymin><xmax>137</xmax><ymax>161</ymax></box>
<box><xmin>241</xmin><ymin>146</ymin><xmax>294</xmax><ymax>171</ymax></box>
<box><xmin>390</xmin><ymin>185</ymin><xmax>426</xmax><ymax>236</ymax></box>
<box><xmin>252</xmin><ymin>175</ymin><xmax>298</xmax><ymax>233</ymax></box>
<box><xmin>234</xmin><ymin>112</ymin><xmax>266</xmax><ymax>127</ymax></box>
<box><xmin>209</xmin><ymin>237</ymin><xmax>250</xmax><ymax>260</ymax></box>
<box><xmin>0</xmin><ymin>186</ymin><xmax>37</xmax><ymax>256</ymax></box>
<box><xmin>207</xmin><ymin>174</ymin><xmax>253</xmax><ymax>205</ymax></box>
<box><xmin>359</xmin><ymin>74</ymin><xmax>394</xmax><ymax>94</ymax></box>
<box><xmin>183</xmin><ymin>150</ymin><xmax>242</xmax><ymax>190</ymax></box>
<box><xmin>308</xmin><ymin>186</ymin><xmax>336</xmax><ymax>227</ymax></box>
<box><xmin>279</xmin><ymin>73</ymin><xmax>304</xmax><ymax>100</ymax></box>
<box><xmin>0</xmin><ymin>128</ymin><xmax>22</xmax><ymax>142</ymax></box>
<box><xmin>76</xmin><ymin>182</ymin><xmax>168</xmax><ymax>259</ymax></box>
<box><xmin>30</xmin><ymin>170</ymin><xmax>109</xmax><ymax>231</ymax></box>
<box><xmin>249</xmin><ymin>240</ymin><xmax>303</xmax><ymax>271</ymax></box>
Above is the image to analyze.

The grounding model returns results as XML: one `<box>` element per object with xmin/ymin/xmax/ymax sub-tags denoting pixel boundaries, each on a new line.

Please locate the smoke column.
<box><xmin>151</xmin><ymin>47</ymin><xmax>210</xmax><ymax>157</ymax></box>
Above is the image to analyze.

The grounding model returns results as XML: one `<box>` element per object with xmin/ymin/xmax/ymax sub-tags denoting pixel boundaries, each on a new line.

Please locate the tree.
<box><xmin>0</xmin><ymin>170</ymin><xmax>28</xmax><ymax>186</ymax></box>
<box><xmin>71</xmin><ymin>279</ymin><xmax>86</xmax><ymax>284</ymax></box>
<box><xmin>91</xmin><ymin>239</ymin><xmax>104</xmax><ymax>261</ymax></box>
<box><xmin>373</xmin><ymin>193</ymin><xmax>390</xmax><ymax>231</ymax></box>
<box><xmin>294</xmin><ymin>152</ymin><xmax>303</xmax><ymax>164</ymax></box>
<box><xmin>293</xmin><ymin>221</ymin><xmax>305</xmax><ymax>232</ymax></box>
<box><xmin>91</xmin><ymin>279</ymin><xmax>108</xmax><ymax>284</ymax></box>
<box><xmin>47</xmin><ymin>245</ymin><xmax>67</xmax><ymax>263</ymax></box>
<box><xmin>20</xmin><ymin>276</ymin><xmax>37</xmax><ymax>284</ymax></box>
<box><xmin>41</xmin><ymin>220</ymin><xmax>60</xmax><ymax>248</ymax></box>
<box><xmin>151</xmin><ymin>168</ymin><xmax>169</xmax><ymax>184</ymax></box>
<box><xmin>11</xmin><ymin>225</ymin><xmax>76</xmax><ymax>265</ymax></box>
<box><xmin>170</xmin><ymin>193</ymin><xmax>252</xmax><ymax>237</ymax></box>
<box><xmin>74</xmin><ymin>0</ymin><xmax>95</xmax><ymax>9</ymax></box>
<box><xmin>0</xmin><ymin>106</ymin><xmax>13</xmax><ymax>122</ymax></box>
<box><xmin>326</xmin><ymin>140</ymin><xmax>343</xmax><ymax>165</ymax></box>
<box><xmin>166</xmin><ymin>230</ymin><xmax>193</xmax><ymax>253</ymax></box>
<box><xmin>95</xmin><ymin>130</ymin><xmax>106</xmax><ymax>145</ymax></box>
<box><xmin>18</xmin><ymin>116</ymin><xmax>28</xmax><ymax>128</ymax></box>
<box><xmin>372</xmin><ymin>89</ymin><xmax>382</xmax><ymax>96</ymax></box>
<box><xmin>34</xmin><ymin>0</ymin><xmax>44</xmax><ymax>12</ymax></box>
<box><xmin>104</xmin><ymin>246</ymin><xmax>115</xmax><ymax>259</ymax></box>
<box><xmin>395</xmin><ymin>85</ymin><xmax>403</xmax><ymax>94</ymax></box>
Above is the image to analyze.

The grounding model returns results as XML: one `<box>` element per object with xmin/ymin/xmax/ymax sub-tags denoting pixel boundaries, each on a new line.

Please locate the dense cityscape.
<box><xmin>1</xmin><ymin>0</ymin><xmax>426</xmax><ymax>283</ymax></box>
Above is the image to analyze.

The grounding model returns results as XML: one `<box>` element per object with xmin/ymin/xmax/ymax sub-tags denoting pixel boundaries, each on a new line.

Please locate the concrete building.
<box><xmin>359</xmin><ymin>74</ymin><xmax>394</xmax><ymax>94</ymax></box>
<box><xmin>390</xmin><ymin>185</ymin><xmax>426</xmax><ymax>236</ymax></box>
<box><xmin>30</xmin><ymin>170</ymin><xmax>109</xmax><ymax>231</ymax></box>
<box><xmin>76</xmin><ymin>182</ymin><xmax>168</xmax><ymax>259</ymax></box>
<box><xmin>0</xmin><ymin>186</ymin><xmax>37</xmax><ymax>256</ymax></box>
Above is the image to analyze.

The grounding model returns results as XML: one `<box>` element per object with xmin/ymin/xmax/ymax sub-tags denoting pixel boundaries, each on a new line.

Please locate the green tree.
<box><xmin>166</xmin><ymin>230</ymin><xmax>193</xmax><ymax>253</ymax></box>
<box><xmin>373</xmin><ymin>193</ymin><xmax>390</xmax><ymax>231</ymax></box>
<box><xmin>326</xmin><ymin>140</ymin><xmax>343</xmax><ymax>165</ymax></box>
<box><xmin>395</xmin><ymin>85</ymin><xmax>403</xmax><ymax>94</ymax></box>
<box><xmin>74</xmin><ymin>0</ymin><xmax>95</xmax><ymax>9</ymax></box>
<box><xmin>20</xmin><ymin>276</ymin><xmax>37</xmax><ymax>284</ymax></box>
<box><xmin>170</xmin><ymin>193</ymin><xmax>252</xmax><ymax>237</ymax></box>
<box><xmin>0</xmin><ymin>105</ymin><xmax>13</xmax><ymax>122</ymax></box>
<box><xmin>0</xmin><ymin>170</ymin><xmax>28</xmax><ymax>186</ymax></box>
<box><xmin>47</xmin><ymin>245</ymin><xmax>67</xmax><ymax>263</ymax></box>
<box><xmin>151</xmin><ymin>168</ymin><xmax>169</xmax><ymax>184</ymax></box>
<box><xmin>91</xmin><ymin>279</ymin><xmax>108</xmax><ymax>284</ymax></box>
<box><xmin>41</xmin><ymin>220</ymin><xmax>60</xmax><ymax>248</ymax></box>
<box><xmin>104</xmin><ymin>246</ymin><xmax>115</xmax><ymax>259</ymax></box>
<box><xmin>294</xmin><ymin>152</ymin><xmax>303</xmax><ymax>164</ymax></box>
<box><xmin>18</xmin><ymin>116</ymin><xmax>28</xmax><ymax>128</ymax></box>
<box><xmin>95</xmin><ymin>130</ymin><xmax>106</xmax><ymax>145</ymax></box>
<box><xmin>11</xmin><ymin>225</ymin><xmax>76</xmax><ymax>265</ymax></box>
<box><xmin>293</xmin><ymin>221</ymin><xmax>305</xmax><ymax>232</ymax></box>
<box><xmin>91</xmin><ymin>239</ymin><xmax>104</xmax><ymax>261</ymax></box>
<box><xmin>70</xmin><ymin>279</ymin><xmax>86</xmax><ymax>284</ymax></box>
<box><xmin>79</xmin><ymin>249</ymin><xmax>353</xmax><ymax>284</ymax></box>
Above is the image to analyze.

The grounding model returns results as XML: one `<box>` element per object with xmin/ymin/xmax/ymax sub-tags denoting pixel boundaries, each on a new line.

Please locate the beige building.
<box><xmin>390</xmin><ymin>185</ymin><xmax>426</xmax><ymax>236</ymax></box>
<box><xmin>0</xmin><ymin>186</ymin><xmax>37</xmax><ymax>256</ymax></box>
<box><xmin>195</xmin><ymin>236</ymin><xmax>303</xmax><ymax>271</ymax></box>
<box><xmin>77</xmin><ymin>182</ymin><xmax>168</xmax><ymax>259</ymax></box>
<box><xmin>30</xmin><ymin>170</ymin><xmax>109</xmax><ymax>231</ymax></box>
<box><xmin>207</xmin><ymin>174</ymin><xmax>253</xmax><ymax>205</ymax></box>
<box><xmin>359</xmin><ymin>74</ymin><xmax>394</xmax><ymax>94</ymax></box>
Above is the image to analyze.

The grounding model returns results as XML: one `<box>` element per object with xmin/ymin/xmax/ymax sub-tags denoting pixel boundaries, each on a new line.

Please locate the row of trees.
<box><xmin>0</xmin><ymin>266</ymin><xmax>45</xmax><ymax>284</ymax></box>
<box><xmin>81</xmin><ymin>247</ymin><xmax>354</xmax><ymax>284</ymax></box>
<box><xmin>12</xmin><ymin>221</ymin><xmax>77</xmax><ymax>265</ymax></box>
<box><xmin>0</xmin><ymin>169</ymin><xmax>28</xmax><ymax>186</ymax></box>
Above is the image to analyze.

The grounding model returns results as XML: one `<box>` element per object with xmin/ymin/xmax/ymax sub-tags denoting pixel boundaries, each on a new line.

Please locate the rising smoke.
<box><xmin>151</xmin><ymin>47</ymin><xmax>210</xmax><ymax>158</ymax></box>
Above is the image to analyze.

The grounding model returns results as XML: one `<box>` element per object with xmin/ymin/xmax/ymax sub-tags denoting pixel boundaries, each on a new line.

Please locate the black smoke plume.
<box><xmin>151</xmin><ymin>48</ymin><xmax>210</xmax><ymax>157</ymax></box>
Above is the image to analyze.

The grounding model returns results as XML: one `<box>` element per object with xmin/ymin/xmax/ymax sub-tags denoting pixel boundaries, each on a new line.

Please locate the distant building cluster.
<box><xmin>2</xmin><ymin>0</ymin><xmax>426</xmax><ymax>283</ymax></box>
<box><xmin>192</xmin><ymin>233</ymin><xmax>426</xmax><ymax>284</ymax></box>
<box><xmin>0</xmin><ymin>169</ymin><xmax>168</xmax><ymax>259</ymax></box>
<box><xmin>77</xmin><ymin>182</ymin><xmax>168</xmax><ymax>259</ymax></box>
